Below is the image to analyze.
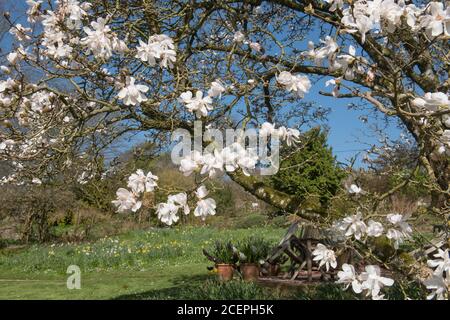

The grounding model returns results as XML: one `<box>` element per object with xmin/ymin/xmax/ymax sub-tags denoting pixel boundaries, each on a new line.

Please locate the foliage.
<box><xmin>270</xmin><ymin>128</ymin><xmax>346</xmax><ymax>207</ymax></box>
<box><xmin>294</xmin><ymin>283</ymin><xmax>358</xmax><ymax>300</ymax></box>
<box><xmin>209</xmin><ymin>240</ymin><xmax>239</xmax><ymax>265</ymax></box>
<box><xmin>236</xmin><ymin>236</ymin><xmax>272</xmax><ymax>264</ymax></box>
<box><xmin>384</xmin><ymin>281</ymin><xmax>428</xmax><ymax>300</ymax></box>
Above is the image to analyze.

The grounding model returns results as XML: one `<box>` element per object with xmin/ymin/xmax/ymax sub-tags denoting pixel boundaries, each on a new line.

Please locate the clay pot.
<box><xmin>217</xmin><ymin>264</ymin><xmax>234</xmax><ymax>281</ymax></box>
<box><xmin>241</xmin><ymin>263</ymin><xmax>260</xmax><ymax>281</ymax></box>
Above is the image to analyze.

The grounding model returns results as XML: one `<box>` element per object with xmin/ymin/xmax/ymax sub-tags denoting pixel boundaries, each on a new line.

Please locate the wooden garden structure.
<box><xmin>261</xmin><ymin>222</ymin><xmax>350</xmax><ymax>282</ymax></box>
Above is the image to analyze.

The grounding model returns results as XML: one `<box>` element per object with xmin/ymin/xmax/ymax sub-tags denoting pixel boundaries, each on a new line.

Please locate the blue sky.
<box><xmin>1</xmin><ymin>1</ymin><xmax>403</xmax><ymax>167</ymax></box>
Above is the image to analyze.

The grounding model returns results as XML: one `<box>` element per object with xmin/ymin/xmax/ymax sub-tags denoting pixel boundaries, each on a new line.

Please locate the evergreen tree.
<box><xmin>270</xmin><ymin>128</ymin><xmax>345</xmax><ymax>207</ymax></box>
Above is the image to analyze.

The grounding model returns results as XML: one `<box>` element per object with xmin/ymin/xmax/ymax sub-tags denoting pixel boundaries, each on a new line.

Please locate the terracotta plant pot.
<box><xmin>241</xmin><ymin>263</ymin><xmax>260</xmax><ymax>281</ymax></box>
<box><xmin>216</xmin><ymin>264</ymin><xmax>234</xmax><ymax>281</ymax></box>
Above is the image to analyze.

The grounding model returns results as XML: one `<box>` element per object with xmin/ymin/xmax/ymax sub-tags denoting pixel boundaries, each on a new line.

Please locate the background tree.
<box><xmin>270</xmin><ymin>128</ymin><xmax>345</xmax><ymax>208</ymax></box>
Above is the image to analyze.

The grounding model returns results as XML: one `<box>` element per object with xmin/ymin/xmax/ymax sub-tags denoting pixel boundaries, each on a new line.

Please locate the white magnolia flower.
<box><xmin>420</xmin><ymin>2</ymin><xmax>450</xmax><ymax>38</ymax></box>
<box><xmin>336</xmin><ymin>263</ymin><xmax>363</xmax><ymax>294</ymax></box>
<box><xmin>412</xmin><ymin>92</ymin><xmax>450</xmax><ymax>112</ymax></box>
<box><xmin>179</xmin><ymin>150</ymin><xmax>203</xmax><ymax>176</ymax></box>
<box><xmin>10</xmin><ymin>24</ymin><xmax>32</xmax><ymax>41</ymax></box>
<box><xmin>46</xmin><ymin>42</ymin><xmax>73</xmax><ymax>58</ymax></box>
<box><xmin>26</xmin><ymin>0</ymin><xmax>42</xmax><ymax>23</ymax></box>
<box><xmin>249</xmin><ymin>42</ymin><xmax>262</xmax><ymax>52</ymax></box>
<box><xmin>378</xmin><ymin>0</ymin><xmax>405</xmax><ymax>33</ymax></box>
<box><xmin>331</xmin><ymin>46</ymin><xmax>357</xmax><ymax>80</ymax></box>
<box><xmin>233</xmin><ymin>31</ymin><xmax>245</xmax><ymax>43</ymax></box>
<box><xmin>62</xmin><ymin>0</ymin><xmax>90</xmax><ymax>30</ymax></box>
<box><xmin>341</xmin><ymin>3</ymin><xmax>377</xmax><ymax>43</ymax></box>
<box><xmin>404</xmin><ymin>3</ymin><xmax>422</xmax><ymax>30</ymax></box>
<box><xmin>386</xmin><ymin>213</ymin><xmax>411</xmax><ymax>230</ymax></box>
<box><xmin>179</xmin><ymin>91</ymin><xmax>213</xmax><ymax>117</ymax></box>
<box><xmin>278</xmin><ymin>127</ymin><xmax>300</xmax><ymax>146</ymax></box>
<box><xmin>117</xmin><ymin>77</ymin><xmax>149</xmax><ymax>106</ymax></box>
<box><xmin>135</xmin><ymin>34</ymin><xmax>176</xmax><ymax>68</ymax></box>
<box><xmin>221</xmin><ymin>145</ymin><xmax>240</xmax><ymax>172</ymax></box>
<box><xmin>156</xmin><ymin>201</ymin><xmax>179</xmax><ymax>226</ymax></box>
<box><xmin>276</xmin><ymin>71</ymin><xmax>311</xmax><ymax>98</ymax></box>
<box><xmin>312</xmin><ymin>243</ymin><xmax>337</xmax><ymax>271</ymax></box>
<box><xmin>81</xmin><ymin>17</ymin><xmax>115</xmax><ymax>59</ymax></box>
<box><xmin>26</xmin><ymin>0</ymin><xmax>42</xmax><ymax>15</ymax></box>
<box><xmin>259</xmin><ymin>122</ymin><xmax>278</xmax><ymax>137</ymax></box>
<box><xmin>179</xmin><ymin>158</ymin><xmax>198</xmax><ymax>176</ymax></box>
<box><xmin>135</xmin><ymin>39</ymin><xmax>158</xmax><ymax>63</ymax></box>
<box><xmin>310</xmin><ymin>36</ymin><xmax>339</xmax><ymax>66</ymax></box>
<box><xmin>168</xmin><ymin>192</ymin><xmax>190</xmax><ymax>215</ymax></box>
<box><xmin>127</xmin><ymin>169</ymin><xmax>158</xmax><ymax>194</ymax></box>
<box><xmin>194</xmin><ymin>198</ymin><xmax>217</xmax><ymax>220</ymax></box>
<box><xmin>348</xmin><ymin>184</ymin><xmax>362</xmax><ymax>195</ymax></box>
<box><xmin>427</xmin><ymin>249</ymin><xmax>450</xmax><ymax>277</ymax></box>
<box><xmin>0</xmin><ymin>78</ymin><xmax>16</xmax><ymax>93</ymax></box>
<box><xmin>386</xmin><ymin>213</ymin><xmax>412</xmax><ymax>249</ymax></box>
<box><xmin>359</xmin><ymin>265</ymin><xmax>394</xmax><ymax>298</ymax></box>
<box><xmin>367</xmin><ymin>220</ymin><xmax>384</xmax><ymax>237</ymax></box>
<box><xmin>423</xmin><ymin>274</ymin><xmax>449</xmax><ymax>300</ymax></box>
<box><xmin>7</xmin><ymin>52</ymin><xmax>19</xmax><ymax>65</ymax></box>
<box><xmin>207</xmin><ymin>80</ymin><xmax>226</xmax><ymax>98</ymax></box>
<box><xmin>338</xmin><ymin>212</ymin><xmax>367</xmax><ymax>240</ymax></box>
<box><xmin>195</xmin><ymin>185</ymin><xmax>209</xmax><ymax>199</ymax></box>
<box><xmin>112</xmin><ymin>188</ymin><xmax>142</xmax><ymax>213</ymax></box>
<box><xmin>385</xmin><ymin>229</ymin><xmax>405</xmax><ymax>249</ymax></box>
<box><xmin>200</xmin><ymin>150</ymin><xmax>224</xmax><ymax>178</ymax></box>
<box><xmin>325</xmin><ymin>77</ymin><xmax>341</xmax><ymax>97</ymax></box>
<box><xmin>324</xmin><ymin>0</ymin><xmax>344</xmax><ymax>12</ymax></box>
<box><xmin>236</xmin><ymin>147</ymin><xmax>258</xmax><ymax>176</ymax></box>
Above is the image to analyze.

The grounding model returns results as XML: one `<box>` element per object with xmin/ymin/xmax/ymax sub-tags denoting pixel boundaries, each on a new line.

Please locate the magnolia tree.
<box><xmin>0</xmin><ymin>0</ymin><xmax>449</xmax><ymax>299</ymax></box>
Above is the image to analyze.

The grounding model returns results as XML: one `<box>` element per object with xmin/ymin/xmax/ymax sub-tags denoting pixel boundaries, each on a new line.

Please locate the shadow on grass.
<box><xmin>111</xmin><ymin>272</ymin><xmax>366</xmax><ymax>300</ymax></box>
<box><xmin>112</xmin><ymin>273</ymin><xmax>213</xmax><ymax>300</ymax></box>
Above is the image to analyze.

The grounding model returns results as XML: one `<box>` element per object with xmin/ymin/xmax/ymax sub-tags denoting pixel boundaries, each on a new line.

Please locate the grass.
<box><xmin>0</xmin><ymin>226</ymin><xmax>285</xmax><ymax>299</ymax></box>
<box><xmin>1</xmin><ymin>224</ymin><xmax>422</xmax><ymax>300</ymax></box>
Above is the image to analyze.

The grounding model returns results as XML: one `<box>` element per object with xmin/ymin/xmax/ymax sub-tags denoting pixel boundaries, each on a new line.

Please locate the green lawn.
<box><xmin>0</xmin><ymin>226</ymin><xmax>285</xmax><ymax>299</ymax></box>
